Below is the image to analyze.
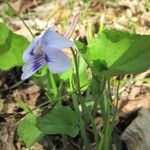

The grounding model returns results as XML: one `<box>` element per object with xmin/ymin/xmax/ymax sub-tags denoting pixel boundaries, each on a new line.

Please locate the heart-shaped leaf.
<box><xmin>0</xmin><ymin>23</ymin><xmax>29</xmax><ymax>70</ymax></box>
<box><xmin>88</xmin><ymin>30</ymin><xmax>150</xmax><ymax>76</ymax></box>
<box><xmin>36</xmin><ymin>104</ymin><xmax>79</xmax><ymax>137</ymax></box>
<box><xmin>18</xmin><ymin>104</ymin><xmax>79</xmax><ymax>148</ymax></box>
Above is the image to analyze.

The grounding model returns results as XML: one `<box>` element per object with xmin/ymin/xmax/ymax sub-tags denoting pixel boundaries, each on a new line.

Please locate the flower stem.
<box><xmin>46</xmin><ymin>69</ymin><xmax>58</xmax><ymax>98</ymax></box>
<box><xmin>71</xmin><ymin>48</ymin><xmax>81</xmax><ymax>95</ymax></box>
<box><xmin>83</xmin><ymin>101</ymin><xmax>99</xmax><ymax>149</ymax></box>
<box><xmin>50</xmin><ymin>72</ymin><xmax>59</xmax><ymax>97</ymax></box>
<box><xmin>71</xmin><ymin>48</ymin><xmax>89</xmax><ymax>149</ymax></box>
<box><xmin>4</xmin><ymin>0</ymin><xmax>35</xmax><ymax>38</ymax></box>
<box><xmin>72</xmin><ymin>94</ymin><xmax>89</xmax><ymax>150</ymax></box>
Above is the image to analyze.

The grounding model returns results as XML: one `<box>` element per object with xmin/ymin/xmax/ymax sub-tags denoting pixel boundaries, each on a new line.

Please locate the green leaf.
<box><xmin>17</xmin><ymin>113</ymin><xmax>44</xmax><ymax>148</ymax></box>
<box><xmin>76</xmin><ymin>40</ymin><xmax>91</xmax><ymax>65</ymax></box>
<box><xmin>19</xmin><ymin>100</ymin><xmax>30</xmax><ymax>113</ymax></box>
<box><xmin>75</xmin><ymin>41</ymin><xmax>90</xmax><ymax>89</ymax></box>
<box><xmin>0</xmin><ymin>23</ymin><xmax>29</xmax><ymax>70</ymax></box>
<box><xmin>59</xmin><ymin>67</ymin><xmax>73</xmax><ymax>81</ymax></box>
<box><xmin>76</xmin><ymin>41</ymin><xmax>87</xmax><ymax>54</ymax></box>
<box><xmin>79</xmin><ymin>56</ymin><xmax>89</xmax><ymax>88</ymax></box>
<box><xmin>88</xmin><ymin>29</ymin><xmax>150</xmax><ymax>76</ymax></box>
<box><xmin>18</xmin><ymin>105</ymin><xmax>79</xmax><ymax>148</ymax></box>
<box><xmin>36</xmin><ymin>104</ymin><xmax>79</xmax><ymax>137</ymax></box>
<box><xmin>92</xmin><ymin>60</ymin><xmax>107</xmax><ymax>76</ymax></box>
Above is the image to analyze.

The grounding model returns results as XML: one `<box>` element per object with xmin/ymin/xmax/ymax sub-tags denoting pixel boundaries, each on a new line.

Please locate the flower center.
<box><xmin>35</xmin><ymin>45</ymin><xmax>44</xmax><ymax>58</ymax></box>
<box><xmin>29</xmin><ymin>44</ymin><xmax>50</xmax><ymax>63</ymax></box>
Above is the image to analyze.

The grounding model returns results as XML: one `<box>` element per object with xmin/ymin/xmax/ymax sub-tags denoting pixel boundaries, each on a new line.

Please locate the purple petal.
<box><xmin>23</xmin><ymin>36</ymin><xmax>41</xmax><ymax>63</ymax></box>
<box><xmin>41</xmin><ymin>28</ymin><xmax>74</xmax><ymax>49</ymax></box>
<box><xmin>44</xmin><ymin>47</ymin><xmax>72</xmax><ymax>74</ymax></box>
<box><xmin>21</xmin><ymin>57</ymin><xmax>45</xmax><ymax>80</ymax></box>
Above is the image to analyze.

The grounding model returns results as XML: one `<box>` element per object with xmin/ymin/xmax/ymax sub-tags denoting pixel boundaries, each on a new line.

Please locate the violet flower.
<box><xmin>21</xmin><ymin>13</ymin><xmax>79</xmax><ymax>80</ymax></box>
<box><xmin>21</xmin><ymin>27</ymin><xmax>75</xmax><ymax>80</ymax></box>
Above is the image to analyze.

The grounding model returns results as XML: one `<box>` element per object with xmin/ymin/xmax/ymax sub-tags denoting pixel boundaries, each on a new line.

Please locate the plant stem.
<box><xmin>46</xmin><ymin>69</ymin><xmax>52</xmax><ymax>93</ymax></box>
<box><xmin>71</xmin><ymin>48</ymin><xmax>81</xmax><ymax>95</ymax></box>
<box><xmin>50</xmin><ymin>73</ymin><xmax>58</xmax><ymax>97</ymax></box>
<box><xmin>107</xmin><ymin>78</ymin><xmax>113</xmax><ymax>102</ymax></box>
<box><xmin>4</xmin><ymin>0</ymin><xmax>35</xmax><ymax>38</ymax></box>
<box><xmin>99</xmin><ymin>14</ymin><xmax>104</xmax><ymax>33</ymax></box>
<box><xmin>101</xmin><ymin>96</ymin><xmax>112</xmax><ymax>150</ymax></box>
<box><xmin>71</xmin><ymin>48</ymin><xmax>89</xmax><ymax>149</ymax></box>
<box><xmin>72</xmin><ymin>94</ymin><xmax>89</xmax><ymax>150</ymax></box>
<box><xmin>111</xmin><ymin>77</ymin><xmax>121</xmax><ymax>126</ymax></box>
<box><xmin>84</xmin><ymin>103</ymin><xmax>99</xmax><ymax>149</ymax></box>
<box><xmin>91</xmin><ymin>76</ymin><xmax>112</xmax><ymax>150</ymax></box>
<box><xmin>47</xmin><ymin>69</ymin><xmax>59</xmax><ymax>98</ymax></box>
<box><xmin>62</xmin><ymin>135</ymin><xmax>68</xmax><ymax>150</ymax></box>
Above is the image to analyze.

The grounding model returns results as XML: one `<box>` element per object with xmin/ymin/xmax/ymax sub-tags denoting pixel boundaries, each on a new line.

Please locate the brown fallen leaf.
<box><xmin>139</xmin><ymin>12</ymin><xmax>150</xmax><ymax>27</ymax></box>
<box><xmin>128</xmin><ymin>70</ymin><xmax>150</xmax><ymax>99</ymax></box>
<box><xmin>118</xmin><ymin>93</ymin><xmax>150</xmax><ymax>113</ymax></box>
<box><xmin>12</xmin><ymin>0</ymin><xmax>44</xmax><ymax>13</ymax></box>
<box><xmin>0</xmin><ymin>123</ymin><xmax>16</xmax><ymax>150</ymax></box>
<box><xmin>13</xmin><ymin>85</ymin><xmax>40</xmax><ymax>109</ymax></box>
